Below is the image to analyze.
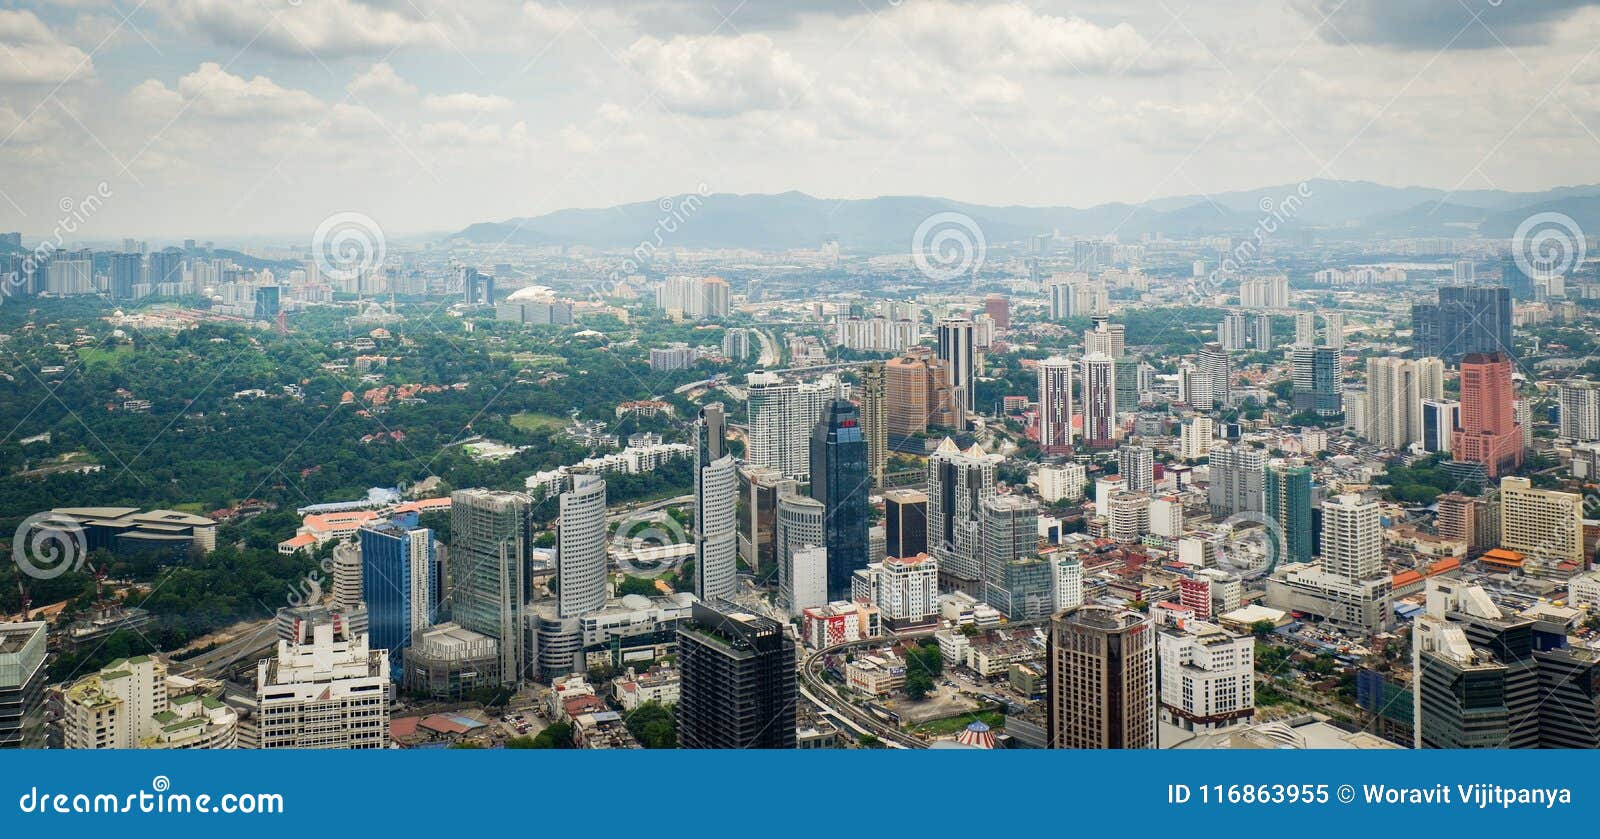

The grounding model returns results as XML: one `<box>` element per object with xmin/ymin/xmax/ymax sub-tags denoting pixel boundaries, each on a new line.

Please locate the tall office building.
<box><xmin>1036</xmin><ymin>355</ymin><xmax>1075</xmax><ymax>455</ymax></box>
<box><xmin>859</xmin><ymin>362</ymin><xmax>888</xmax><ymax>489</ymax></box>
<box><xmin>1046</xmin><ymin>605</ymin><xmax>1157</xmax><ymax>749</ymax></box>
<box><xmin>885</xmin><ymin>352</ymin><xmax>964</xmax><ymax>439</ymax></box>
<box><xmin>1364</xmin><ymin>356</ymin><xmax>1444</xmax><ymax>449</ymax></box>
<box><xmin>1452</xmin><ymin>351</ymin><xmax>1522</xmax><ymax>479</ymax></box>
<box><xmin>109</xmin><ymin>252</ymin><xmax>141</xmax><ymax>300</ymax></box>
<box><xmin>1498</xmin><ymin>476</ymin><xmax>1584</xmax><ymax>573</ymax></box>
<box><xmin>776</xmin><ymin>490</ymin><xmax>827</xmax><ymax>613</ymax></box>
<box><xmin>981</xmin><ymin>496</ymin><xmax>1044</xmax><ymax>618</ymax></box>
<box><xmin>883</xmin><ymin>489</ymin><xmax>928</xmax><ymax>559</ymax></box>
<box><xmin>694</xmin><ymin>403</ymin><xmax>740</xmax><ymax>603</ymax></box>
<box><xmin>1413</xmin><ymin>579</ymin><xmax>1600</xmax><ymax>749</ymax></box>
<box><xmin>1207</xmin><ymin>443</ymin><xmax>1265</xmax><ymax>518</ymax></box>
<box><xmin>1322</xmin><ymin>493</ymin><xmax>1381</xmax><ymax>580</ymax></box>
<box><xmin>0</xmin><ymin>622</ymin><xmax>46</xmax><ymax>749</ymax></box>
<box><xmin>1294</xmin><ymin>312</ymin><xmax>1317</xmax><ymax>346</ymax></box>
<box><xmin>1264</xmin><ymin>460</ymin><xmax>1314</xmax><ymax>566</ymax></box>
<box><xmin>461</xmin><ymin>267</ymin><xmax>495</xmax><ymax>306</ymax></box>
<box><xmin>255</xmin><ymin>606</ymin><xmax>389</xmax><ymax>749</ymax></box>
<box><xmin>937</xmin><ymin>318</ymin><xmax>978</xmax><ymax>413</ymax></box>
<box><xmin>984</xmin><ymin>294</ymin><xmax>1010</xmax><ymax>333</ymax></box>
<box><xmin>737</xmin><ymin>465</ymin><xmax>791</xmax><ymax>581</ymax></box>
<box><xmin>358</xmin><ymin>516</ymin><xmax>437</xmax><ymax>681</ymax></box>
<box><xmin>1180</xmin><ymin>416</ymin><xmax>1214</xmax><ymax>461</ymax></box>
<box><xmin>1197</xmin><ymin>343</ymin><xmax>1232</xmax><ymax>408</ymax></box>
<box><xmin>1158</xmin><ymin>621</ymin><xmax>1255</xmax><ymax>733</ymax></box>
<box><xmin>927</xmin><ymin>438</ymin><xmax>1000</xmax><ymax>593</ymax></box>
<box><xmin>745</xmin><ymin>371</ymin><xmax>847</xmax><ymax>480</ymax></box>
<box><xmin>1323</xmin><ymin>312</ymin><xmax>1345</xmax><ymax>350</ymax></box>
<box><xmin>1081</xmin><ymin>353</ymin><xmax>1117</xmax><ymax>449</ymax></box>
<box><xmin>1084</xmin><ymin>316</ymin><xmax>1125</xmax><ymax>357</ymax></box>
<box><xmin>450</xmin><ymin>489</ymin><xmax>534</xmax><ymax>684</ymax></box>
<box><xmin>1240</xmin><ymin>274</ymin><xmax>1289</xmax><ymax>309</ymax></box>
<box><xmin>677</xmin><ymin>600</ymin><xmax>797</xmax><ymax>749</ymax></box>
<box><xmin>809</xmin><ymin>400</ymin><xmax>870</xmax><ymax>602</ymax></box>
<box><xmin>1216</xmin><ymin>311</ymin><xmax>1248</xmax><ymax>351</ymax></box>
<box><xmin>1115</xmin><ymin>445</ymin><xmax>1154</xmax><ymax>493</ymax></box>
<box><xmin>1411</xmin><ymin>285</ymin><xmax>1513</xmax><ymax>363</ymax></box>
<box><xmin>558</xmin><ymin>475</ymin><xmax>609</xmax><ymax>619</ymax></box>
<box><xmin>1559</xmin><ymin>379</ymin><xmax>1600</xmax><ymax>441</ymax></box>
<box><xmin>1292</xmin><ymin>346</ymin><xmax>1342</xmax><ymax>416</ymax></box>
<box><xmin>1421</xmin><ymin>399</ymin><xmax>1460</xmax><ymax>454</ymax></box>
<box><xmin>1247</xmin><ymin>313</ymin><xmax>1273</xmax><ymax>352</ymax></box>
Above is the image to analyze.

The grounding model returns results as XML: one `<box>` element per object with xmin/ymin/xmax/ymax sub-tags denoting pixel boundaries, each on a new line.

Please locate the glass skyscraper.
<box><xmin>359</xmin><ymin>512</ymin><xmax>438</xmax><ymax>681</ymax></box>
<box><xmin>809</xmin><ymin>399</ymin><xmax>869</xmax><ymax>601</ymax></box>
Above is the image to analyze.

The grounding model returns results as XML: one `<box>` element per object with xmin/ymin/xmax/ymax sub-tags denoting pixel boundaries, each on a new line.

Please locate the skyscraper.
<box><xmin>1084</xmin><ymin>316</ymin><xmax>1125</xmax><ymax>357</ymax></box>
<box><xmin>810</xmin><ymin>399</ymin><xmax>869</xmax><ymax>602</ymax></box>
<box><xmin>859</xmin><ymin>362</ymin><xmax>888</xmax><ymax>489</ymax></box>
<box><xmin>558</xmin><ymin>475</ymin><xmax>609</xmax><ymax>619</ymax></box>
<box><xmin>694</xmin><ymin>403</ymin><xmax>740</xmax><ymax>603</ymax></box>
<box><xmin>980</xmin><ymin>495</ymin><xmax>1042</xmax><ymax>617</ymax></box>
<box><xmin>883</xmin><ymin>489</ymin><xmax>928</xmax><ymax>559</ymax></box>
<box><xmin>1036</xmin><ymin>355</ymin><xmax>1075</xmax><ymax>455</ymax></box>
<box><xmin>1291</xmin><ymin>345</ymin><xmax>1342</xmax><ymax>416</ymax></box>
<box><xmin>358</xmin><ymin>516</ymin><xmax>438</xmax><ymax>681</ymax></box>
<box><xmin>1115</xmin><ymin>445</ymin><xmax>1154</xmax><ymax>493</ymax></box>
<box><xmin>1197</xmin><ymin>343</ymin><xmax>1231</xmax><ymax>408</ymax></box>
<box><xmin>885</xmin><ymin>352</ymin><xmax>963</xmax><ymax>440</ymax></box>
<box><xmin>677</xmin><ymin>600</ymin><xmax>797</xmax><ymax>749</ymax></box>
<box><xmin>1207</xmin><ymin>443</ymin><xmax>1265</xmax><ymax>518</ymax></box>
<box><xmin>1413</xmin><ymin>578</ymin><xmax>1600</xmax><ymax>749</ymax></box>
<box><xmin>744</xmin><ymin>371</ymin><xmax>846</xmax><ymax>480</ymax></box>
<box><xmin>937</xmin><ymin>317</ymin><xmax>977</xmax><ymax>413</ymax></box>
<box><xmin>0</xmin><ymin>622</ymin><xmax>46</xmax><ymax>749</ymax></box>
<box><xmin>1498</xmin><ymin>476</ymin><xmax>1583</xmax><ymax>573</ymax></box>
<box><xmin>776</xmin><ymin>489</ymin><xmax>827</xmax><ymax>613</ymax></box>
<box><xmin>1046</xmin><ymin>605</ymin><xmax>1156</xmax><ymax>749</ymax></box>
<box><xmin>1411</xmin><ymin>285</ymin><xmax>1513</xmax><ymax>364</ymax></box>
<box><xmin>255</xmin><ymin>606</ymin><xmax>389</xmax><ymax>749</ymax></box>
<box><xmin>1452</xmin><ymin>351</ymin><xmax>1522</xmax><ymax>479</ymax></box>
<box><xmin>1365</xmin><ymin>356</ymin><xmax>1445</xmax><ymax>449</ymax></box>
<box><xmin>1264</xmin><ymin>459</ymin><xmax>1313</xmax><ymax>566</ymax></box>
<box><xmin>1081</xmin><ymin>353</ymin><xmax>1117</xmax><ymax>449</ymax></box>
<box><xmin>1421</xmin><ymin>399</ymin><xmax>1460</xmax><ymax>454</ymax></box>
<box><xmin>1559</xmin><ymin>379</ymin><xmax>1600</xmax><ymax>441</ymax></box>
<box><xmin>450</xmin><ymin>488</ymin><xmax>534</xmax><ymax>685</ymax></box>
<box><xmin>927</xmin><ymin>438</ymin><xmax>1000</xmax><ymax>593</ymax></box>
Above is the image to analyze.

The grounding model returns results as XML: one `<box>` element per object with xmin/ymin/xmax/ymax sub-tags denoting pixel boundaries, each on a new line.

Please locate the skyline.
<box><xmin>2</xmin><ymin>1</ymin><xmax>1600</xmax><ymax>237</ymax></box>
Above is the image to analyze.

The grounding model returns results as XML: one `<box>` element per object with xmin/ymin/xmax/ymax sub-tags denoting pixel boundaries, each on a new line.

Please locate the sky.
<box><xmin>3</xmin><ymin>0</ymin><xmax>1600</xmax><ymax>241</ymax></box>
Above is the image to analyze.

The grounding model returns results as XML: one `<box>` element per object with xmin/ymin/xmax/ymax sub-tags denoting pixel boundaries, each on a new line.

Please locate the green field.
<box><xmin>509</xmin><ymin>412</ymin><xmax>568</xmax><ymax>433</ymax></box>
<box><xmin>909</xmin><ymin>709</ymin><xmax>1005</xmax><ymax>736</ymax></box>
<box><xmin>76</xmin><ymin>345</ymin><xmax>131</xmax><ymax>367</ymax></box>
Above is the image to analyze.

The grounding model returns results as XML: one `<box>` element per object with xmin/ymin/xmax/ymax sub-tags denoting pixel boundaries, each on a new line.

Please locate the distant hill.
<box><xmin>448</xmin><ymin>180</ymin><xmax>1600</xmax><ymax>252</ymax></box>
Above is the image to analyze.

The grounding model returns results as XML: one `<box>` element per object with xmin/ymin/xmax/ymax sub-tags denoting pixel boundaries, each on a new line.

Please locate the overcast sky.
<box><xmin>3</xmin><ymin>0</ymin><xmax>1600</xmax><ymax>241</ymax></box>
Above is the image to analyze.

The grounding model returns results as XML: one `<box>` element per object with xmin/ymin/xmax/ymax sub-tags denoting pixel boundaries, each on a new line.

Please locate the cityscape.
<box><xmin>4</xmin><ymin>0</ymin><xmax>1600</xmax><ymax>759</ymax></box>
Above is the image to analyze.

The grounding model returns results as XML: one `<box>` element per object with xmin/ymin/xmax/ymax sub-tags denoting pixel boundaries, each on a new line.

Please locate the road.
<box><xmin>755</xmin><ymin>328</ymin><xmax>780</xmax><ymax>367</ymax></box>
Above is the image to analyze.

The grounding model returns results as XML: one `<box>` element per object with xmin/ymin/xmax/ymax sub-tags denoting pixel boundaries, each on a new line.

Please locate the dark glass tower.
<box><xmin>677</xmin><ymin>601</ymin><xmax>796</xmax><ymax>749</ymax></box>
<box><xmin>809</xmin><ymin>399</ymin><xmax>868</xmax><ymax>601</ymax></box>
<box><xmin>1411</xmin><ymin>285</ymin><xmax>1513</xmax><ymax>364</ymax></box>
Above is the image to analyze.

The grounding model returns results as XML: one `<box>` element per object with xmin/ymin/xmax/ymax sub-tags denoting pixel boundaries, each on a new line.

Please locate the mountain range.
<box><xmin>449</xmin><ymin>179</ymin><xmax>1600</xmax><ymax>252</ymax></box>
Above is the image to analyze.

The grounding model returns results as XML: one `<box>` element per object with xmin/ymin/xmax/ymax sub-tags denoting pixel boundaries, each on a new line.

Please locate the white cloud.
<box><xmin>170</xmin><ymin>0</ymin><xmax>438</xmax><ymax>58</ymax></box>
<box><xmin>348</xmin><ymin>62</ymin><xmax>416</xmax><ymax>97</ymax></box>
<box><xmin>423</xmin><ymin>92</ymin><xmax>516</xmax><ymax>115</ymax></box>
<box><xmin>623</xmin><ymin>33</ymin><xmax>812</xmax><ymax>116</ymax></box>
<box><xmin>132</xmin><ymin>63</ymin><xmax>324</xmax><ymax>122</ymax></box>
<box><xmin>0</xmin><ymin>101</ymin><xmax>61</xmax><ymax>144</ymax></box>
<box><xmin>890</xmin><ymin>0</ymin><xmax>1183</xmax><ymax>76</ymax></box>
<box><xmin>0</xmin><ymin>10</ymin><xmax>95</xmax><ymax>84</ymax></box>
